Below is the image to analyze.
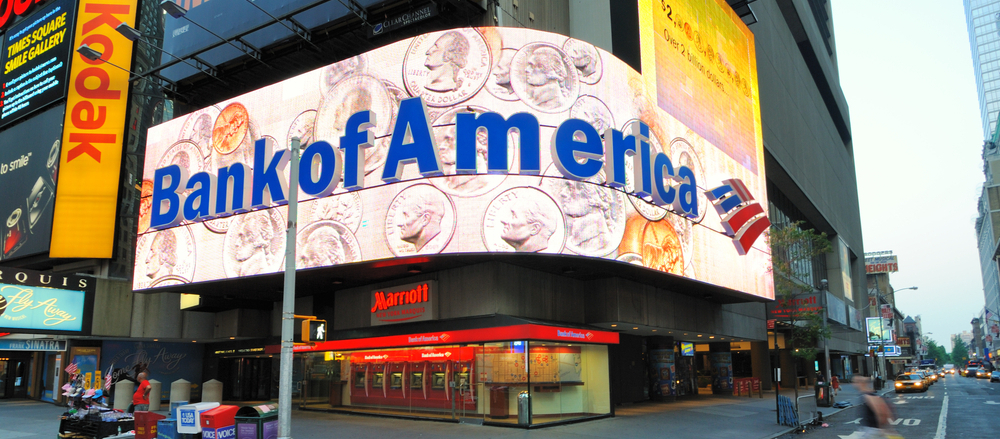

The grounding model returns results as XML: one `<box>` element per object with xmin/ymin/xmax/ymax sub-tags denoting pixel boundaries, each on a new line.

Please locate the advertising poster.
<box><xmin>866</xmin><ymin>317</ymin><xmax>893</xmax><ymax>344</ymax></box>
<box><xmin>710</xmin><ymin>352</ymin><xmax>732</xmax><ymax>393</ymax></box>
<box><xmin>0</xmin><ymin>267</ymin><xmax>93</xmax><ymax>334</ymax></box>
<box><xmin>137</xmin><ymin>25</ymin><xmax>772</xmax><ymax>300</ymax></box>
<box><xmin>0</xmin><ymin>105</ymin><xmax>64</xmax><ymax>261</ymax></box>
<box><xmin>101</xmin><ymin>341</ymin><xmax>204</xmax><ymax>401</ymax></box>
<box><xmin>649</xmin><ymin>348</ymin><xmax>674</xmax><ymax>397</ymax></box>
<box><xmin>0</xmin><ymin>0</ymin><xmax>77</xmax><ymax>128</ymax></box>
<box><xmin>70</xmin><ymin>347</ymin><xmax>100</xmax><ymax>390</ymax></box>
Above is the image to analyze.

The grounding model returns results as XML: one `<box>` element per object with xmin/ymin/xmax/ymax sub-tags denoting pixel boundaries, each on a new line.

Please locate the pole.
<box><xmin>278</xmin><ymin>137</ymin><xmax>301</xmax><ymax>439</ymax></box>
<box><xmin>773</xmin><ymin>328</ymin><xmax>779</xmax><ymax>424</ymax></box>
<box><xmin>821</xmin><ymin>283</ymin><xmax>832</xmax><ymax>395</ymax></box>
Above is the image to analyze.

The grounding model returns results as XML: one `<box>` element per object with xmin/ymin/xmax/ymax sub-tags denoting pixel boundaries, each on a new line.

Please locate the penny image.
<box><xmin>213</xmin><ymin>122</ymin><xmax>259</xmax><ymax>177</ymax></box>
<box><xmin>301</xmin><ymin>192</ymin><xmax>363</xmax><ymax>233</ymax></box>
<box><xmin>539</xmin><ymin>166</ymin><xmax>626</xmax><ymax>257</ymax></box>
<box><xmin>617</xmin><ymin>214</ymin><xmax>683</xmax><ymax>275</ymax></box>
<box><xmin>223</xmin><ymin>208</ymin><xmax>286</xmax><ymax>278</ymax></box>
<box><xmin>403</xmin><ymin>28</ymin><xmax>491</xmax><ymax>107</ymax></box>
<box><xmin>296</xmin><ymin>220</ymin><xmax>362</xmax><ymax>269</ymax></box>
<box><xmin>562</xmin><ymin>38</ymin><xmax>603</xmax><ymax>85</ymax></box>
<box><xmin>134</xmin><ymin>225</ymin><xmax>197</xmax><ymax>290</ymax></box>
<box><xmin>213</xmin><ymin>103</ymin><xmax>250</xmax><ymax>155</ymax></box>
<box><xmin>485</xmin><ymin>48</ymin><xmax>519</xmax><ymax>101</ymax></box>
<box><xmin>482</xmin><ymin>187</ymin><xmax>565</xmax><ymax>253</ymax></box>
<box><xmin>320</xmin><ymin>55</ymin><xmax>366</xmax><ymax>96</ymax></box>
<box><xmin>138</xmin><ymin>179</ymin><xmax>154</xmax><ymax>235</ymax></box>
<box><xmin>510</xmin><ymin>42</ymin><xmax>580</xmax><ymax>113</ymax></box>
<box><xmin>384</xmin><ymin>184</ymin><xmax>456</xmax><ymax>256</ymax></box>
<box><xmin>314</xmin><ymin>75</ymin><xmax>394</xmax><ymax>174</ymax></box>
<box><xmin>430</xmin><ymin>106</ymin><xmax>517</xmax><ymax>197</ymax></box>
<box><xmin>179</xmin><ymin>106</ymin><xmax>220</xmax><ymax>155</ymax></box>
<box><xmin>287</xmin><ymin>110</ymin><xmax>317</xmax><ymax>149</ymax></box>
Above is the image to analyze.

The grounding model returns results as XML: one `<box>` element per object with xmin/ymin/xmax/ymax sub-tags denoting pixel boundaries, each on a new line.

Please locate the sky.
<box><xmin>831</xmin><ymin>1</ymin><xmax>986</xmax><ymax>350</ymax></box>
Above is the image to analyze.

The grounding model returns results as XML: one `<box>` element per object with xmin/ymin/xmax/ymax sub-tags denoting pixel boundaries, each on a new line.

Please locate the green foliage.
<box><xmin>952</xmin><ymin>336</ymin><xmax>970</xmax><ymax>364</ymax></box>
<box><xmin>768</xmin><ymin>222</ymin><xmax>833</xmax><ymax>362</ymax></box>
<box><xmin>926</xmin><ymin>339</ymin><xmax>948</xmax><ymax>365</ymax></box>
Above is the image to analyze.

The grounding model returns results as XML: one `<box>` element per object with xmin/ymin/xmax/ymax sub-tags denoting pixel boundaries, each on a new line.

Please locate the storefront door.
<box><xmin>222</xmin><ymin>358</ymin><xmax>272</xmax><ymax>401</ymax></box>
<box><xmin>0</xmin><ymin>358</ymin><xmax>29</xmax><ymax>398</ymax></box>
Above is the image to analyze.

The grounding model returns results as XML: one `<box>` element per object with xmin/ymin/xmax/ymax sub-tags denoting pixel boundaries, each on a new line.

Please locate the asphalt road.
<box><xmin>780</xmin><ymin>372</ymin><xmax>1000</xmax><ymax>439</ymax></box>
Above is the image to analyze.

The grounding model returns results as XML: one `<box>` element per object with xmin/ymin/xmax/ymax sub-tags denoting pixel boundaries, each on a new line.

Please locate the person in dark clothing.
<box><xmin>855</xmin><ymin>376</ymin><xmax>900</xmax><ymax>438</ymax></box>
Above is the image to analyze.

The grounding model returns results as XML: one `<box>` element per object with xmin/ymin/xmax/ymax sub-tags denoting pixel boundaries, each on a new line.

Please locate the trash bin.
<box><xmin>156</xmin><ymin>418</ymin><xmax>177</xmax><ymax>439</ymax></box>
<box><xmin>815</xmin><ymin>380</ymin><xmax>832</xmax><ymax>407</ymax></box>
<box><xmin>201</xmin><ymin>405</ymin><xmax>239</xmax><ymax>439</ymax></box>
<box><xmin>517</xmin><ymin>391</ymin><xmax>531</xmax><ymax>426</ymax></box>
<box><xmin>177</xmin><ymin>402</ymin><xmax>220</xmax><ymax>434</ymax></box>
<box><xmin>135</xmin><ymin>411</ymin><xmax>167</xmax><ymax>439</ymax></box>
<box><xmin>234</xmin><ymin>403</ymin><xmax>278</xmax><ymax>439</ymax></box>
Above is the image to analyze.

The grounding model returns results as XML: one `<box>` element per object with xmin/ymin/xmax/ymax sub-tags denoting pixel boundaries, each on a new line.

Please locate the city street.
<box><xmin>781</xmin><ymin>373</ymin><xmax>1000</xmax><ymax>439</ymax></box>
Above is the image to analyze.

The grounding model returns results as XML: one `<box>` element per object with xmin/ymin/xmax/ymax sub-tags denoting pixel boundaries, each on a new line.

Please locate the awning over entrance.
<box><xmin>265</xmin><ymin>323</ymin><xmax>619</xmax><ymax>354</ymax></box>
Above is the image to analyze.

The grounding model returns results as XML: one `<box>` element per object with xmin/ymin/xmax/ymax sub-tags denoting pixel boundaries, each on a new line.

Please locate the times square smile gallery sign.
<box><xmin>148</xmin><ymin>98</ymin><xmax>700</xmax><ymax>229</ymax></box>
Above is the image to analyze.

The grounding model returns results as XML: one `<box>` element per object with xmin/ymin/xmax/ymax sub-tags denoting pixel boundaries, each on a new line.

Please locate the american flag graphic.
<box><xmin>104</xmin><ymin>364</ymin><xmax>114</xmax><ymax>390</ymax></box>
<box><xmin>65</xmin><ymin>363</ymin><xmax>79</xmax><ymax>375</ymax></box>
<box><xmin>705</xmin><ymin>179</ymin><xmax>770</xmax><ymax>255</ymax></box>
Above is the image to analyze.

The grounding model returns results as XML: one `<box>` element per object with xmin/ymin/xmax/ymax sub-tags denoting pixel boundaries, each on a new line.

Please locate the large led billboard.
<box><xmin>136</xmin><ymin>26</ymin><xmax>770</xmax><ymax>299</ymax></box>
<box><xmin>0</xmin><ymin>104</ymin><xmax>64</xmax><ymax>260</ymax></box>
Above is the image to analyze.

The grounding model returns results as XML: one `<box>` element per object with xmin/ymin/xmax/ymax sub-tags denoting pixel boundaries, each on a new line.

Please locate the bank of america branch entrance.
<box><xmin>265</xmin><ymin>319</ymin><xmax>616</xmax><ymax>426</ymax></box>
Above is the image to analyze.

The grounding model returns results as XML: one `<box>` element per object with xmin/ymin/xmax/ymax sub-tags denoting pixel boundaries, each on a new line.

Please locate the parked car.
<box><xmin>895</xmin><ymin>373</ymin><xmax>927</xmax><ymax>393</ymax></box>
<box><xmin>991</xmin><ymin>371</ymin><xmax>1000</xmax><ymax>383</ymax></box>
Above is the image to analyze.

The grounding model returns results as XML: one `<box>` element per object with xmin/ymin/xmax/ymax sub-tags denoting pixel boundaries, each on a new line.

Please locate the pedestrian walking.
<box><xmin>854</xmin><ymin>376</ymin><xmax>901</xmax><ymax>439</ymax></box>
<box><xmin>831</xmin><ymin>374</ymin><xmax>841</xmax><ymax>396</ymax></box>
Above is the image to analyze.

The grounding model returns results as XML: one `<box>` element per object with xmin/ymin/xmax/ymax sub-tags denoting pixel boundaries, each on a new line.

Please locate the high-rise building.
<box><xmin>964</xmin><ymin>0</ymin><xmax>1000</xmax><ymax>138</ymax></box>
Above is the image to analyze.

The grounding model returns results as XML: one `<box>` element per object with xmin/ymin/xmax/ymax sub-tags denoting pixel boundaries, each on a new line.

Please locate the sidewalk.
<box><xmin>0</xmin><ymin>382</ymin><xmax>895</xmax><ymax>439</ymax></box>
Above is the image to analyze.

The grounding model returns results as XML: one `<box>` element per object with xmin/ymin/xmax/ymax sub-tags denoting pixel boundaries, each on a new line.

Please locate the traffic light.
<box><xmin>301</xmin><ymin>319</ymin><xmax>327</xmax><ymax>343</ymax></box>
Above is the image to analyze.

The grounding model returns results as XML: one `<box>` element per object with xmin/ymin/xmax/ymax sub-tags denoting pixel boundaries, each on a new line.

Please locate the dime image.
<box><xmin>314</xmin><ymin>75</ymin><xmax>394</xmax><ymax>174</ymax></box>
<box><xmin>223</xmin><ymin>209</ymin><xmax>286</xmax><ymax>278</ymax></box>
<box><xmin>301</xmin><ymin>192</ymin><xmax>363</xmax><ymax>233</ymax></box>
<box><xmin>320</xmin><ymin>55</ymin><xmax>366</xmax><ymax>96</ymax></box>
<box><xmin>384</xmin><ymin>184</ymin><xmax>456</xmax><ymax>256</ymax></box>
<box><xmin>203</xmin><ymin>215</ymin><xmax>237</xmax><ymax>234</ymax></box>
<box><xmin>138</xmin><ymin>179</ymin><xmax>153</xmax><ymax>235</ymax></box>
<box><xmin>619</xmin><ymin>119</ymin><xmax>668</xmax><ymax>222</ymax></box>
<box><xmin>570</xmin><ymin>95</ymin><xmax>614</xmax><ymax>138</ymax></box>
<box><xmin>562</xmin><ymin>38</ymin><xmax>603</xmax><ymax>85</ymax></box>
<box><xmin>485</xmin><ymin>48</ymin><xmax>519</xmax><ymax>101</ymax></box>
<box><xmin>179</xmin><ymin>105</ymin><xmax>220</xmax><ymax>155</ymax></box>
<box><xmin>482</xmin><ymin>187</ymin><xmax>565</xmax><ymax>253</ymax></box>
<box><xmin>510</xmin><ymin>42</ymin><xmax>580</xmax><ymax>113</ymax></box>
<box><xmin>156</xmin><ymin>140</ymin><xmax>207</xmax><ymax>194</ymax></box>
<box><xmin>296</xmin><ymin>220</ymin><xmax>362</xmax><ymax>269</ymax></box>
<box><xmin>213</xmin><ymin>103</ymin><xmax>250</xmax><ymax>155</ymax></box>
<box><xmin>287</xmin><ymin>110</ymin><xmax>317</xmax><ymax>149</ymax></box>
<box><xmin>539</xmin><ymin>166</ymin><xmax>626</xmax><ymax>257</ymax></box>
<box><xmin>430</xmin><ymin>106</ymin><xmax>517</xmax><ymax>197</ymax></box>
<box><xmin>403</xmin><ymin>28</ymin><xmax>491</xmax><ymax>107</ymax></box>
<box><xmin>134</xmin><ymin>226</ymin><xmax>197</xmax><ymax>290</ymax></box>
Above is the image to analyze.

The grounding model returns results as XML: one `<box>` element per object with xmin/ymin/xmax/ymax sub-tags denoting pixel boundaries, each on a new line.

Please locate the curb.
<box><xmin>761</xmin><ymin>383</ymin><xmax>897</xmax><ymax>438</ymax></box>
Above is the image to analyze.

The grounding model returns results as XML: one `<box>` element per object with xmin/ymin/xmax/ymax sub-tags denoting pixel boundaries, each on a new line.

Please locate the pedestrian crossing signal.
<box><xmin>302</xmin><ymin>319</ymin><xmax>327</xmax><ymax>343</ymax></box>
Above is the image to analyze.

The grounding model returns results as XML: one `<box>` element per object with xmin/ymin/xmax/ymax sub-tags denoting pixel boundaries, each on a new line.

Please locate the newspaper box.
<box><xmin>156</xmin><ymin>418</ymin><xmax>176</xmax><ymax>439</ymax></box>
<box><xmin>135</xmin><ymin>411</ymin><xmax>167</xmax><ymax>439</ymax></box>
<box><xmin>177</xmin><ymin>402</ymin><xmax>220</xmax><ymax>434</ymax></box>
<box><xmin>201</xmin><ymin>405</ymin><xmax>239</xmax><ymax>439</ymax></box>
<box><xmin>234</xmin><ymin>403</ymin><xmax>278</xmax><ymax>439</ymax></box>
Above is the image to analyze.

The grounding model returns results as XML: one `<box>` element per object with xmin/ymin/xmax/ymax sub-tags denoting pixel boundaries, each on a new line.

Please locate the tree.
<box><xmin>926</xmin><ymin>339</ymin><xmax>948</xmax><ymax>365</ymax></box>
<box><xmin>769</xmin><ymin>222</ymin><xmax>833</xmax><ymax>362</ymax></box>
<box><xmin>952</xmin><ymin>336</ymin><xmax>970</xmax><ymax>365</ymax></box>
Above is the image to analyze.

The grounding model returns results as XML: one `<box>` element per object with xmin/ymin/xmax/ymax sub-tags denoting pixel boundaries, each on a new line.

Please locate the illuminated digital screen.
<box><xmin>0</xmin><ymin>0</ymin><xmax>76</xmax><ymax>128</ymax></box>
<box><xmin>0</xmin><ymin>104</ymin><xmax>64</xmax><ymax>261</ymax></box>
<box><xmin>137</xmin><ymin>26</ymin><xmax>770</xmax><ymax>299</ymax></box>
<box><xmin>680</xmin><ymin>342</ymin><xmax>694</xmax><ymax>357</ymax></box>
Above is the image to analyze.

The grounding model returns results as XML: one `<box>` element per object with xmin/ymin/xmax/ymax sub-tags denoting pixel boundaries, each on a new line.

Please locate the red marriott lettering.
<box><xmin>372</xmin><ymin>283</ymin><xmax>429</xmax><ymax>313</ymax></box>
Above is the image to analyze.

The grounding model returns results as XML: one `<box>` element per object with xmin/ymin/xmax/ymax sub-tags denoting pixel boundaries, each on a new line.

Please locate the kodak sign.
<box><xmin>50</xmin><ymin>0</ymin><xmax>137</xmax><ymax>257</ymax></box>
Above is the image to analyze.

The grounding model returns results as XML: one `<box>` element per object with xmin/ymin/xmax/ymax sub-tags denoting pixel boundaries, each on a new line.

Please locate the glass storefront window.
<box><xmin>293</xmin><ymin>340</ymin><xmax>610</xmax><ymax>426</ymax></box>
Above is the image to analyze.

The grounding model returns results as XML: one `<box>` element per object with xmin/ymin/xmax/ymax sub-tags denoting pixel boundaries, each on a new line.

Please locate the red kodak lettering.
<box><xmin>67</xmin><ymin>132</ymin><xmax>115</xmax><ymax>162</ymax></box>
<box><xmin>81</xmin><ymin>3</ymin><xmax>130</xmax><ymax>35</ymax></box>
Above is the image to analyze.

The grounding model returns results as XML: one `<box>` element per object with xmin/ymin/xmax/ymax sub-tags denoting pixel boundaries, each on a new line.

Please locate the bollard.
<box><xmin>202</xmin><ymin>379</ymin><xmax>223</xmax><ymax>403</ymax></box>
<box><xmin>148</xmin><ymin>379</ymin><xmax>162</xmax><ymax>411</ymax></box>
<box><xmin>113</xmin><ymin>380</ymin><xmax>135</xmax><ymax>411</ymax></box>
<box><xmin>170</xmin><ymin>379</ymin><xmax>191</xmax><ymax>413</ymax></box>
